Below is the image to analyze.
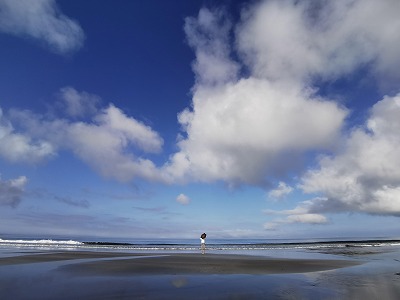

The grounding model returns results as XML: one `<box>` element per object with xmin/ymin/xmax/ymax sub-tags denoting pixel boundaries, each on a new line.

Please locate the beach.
<box><xmin>1</xmin><ymin>247</ymin><xmax>400</xmax><ymax>299</ymax></box>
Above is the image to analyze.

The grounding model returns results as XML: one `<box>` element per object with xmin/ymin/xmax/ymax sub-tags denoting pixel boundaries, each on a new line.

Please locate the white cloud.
<box><xmin>264</xmin><ymin>213</ymin><xmax>327</xmax><ymax>231</ymax></box>
<box><xmin>0</xmin><ymin>0</ymin><xmax>84</xmax><ymax>54</ymax></box>
<box><xmin>264</xmin><ymin>202</ymin><xmax>328</xmax><ymax>230</ymax></box>
<box><xmin>62</xmin><ymin>103</ymin><xmax>163</xmax><ymax>182</ymax></box>
<box><xmin>164</xmin><ymin>2</ymin><xmax>389</xmax><ymax>187</ymax></box>
<box><xmin>184</xmin><ymin>8</ymin><xmax>239</xmax><ymax>86</ymax></box>
<box><xmin>299</xmin><ymin>94</ymin><xmax>400</xmax><ymax>216</ymax></box>
<box><xmin>59</xmin><ymin>87</ymin><xmax>100</xmax><ymax>118</ymax></box>
<box><xmin>268</xmin><ymin>182</ymin><xmax>293</xmax><ymax>199</ymax></box>
<box><xmin>286</xmin><ymin>213</ymin><xmax>327</xmax><ymax>224</ymax></box>
<box><xmin>163</xmin><ymin>0</ymin><xmax>400</xmax><ymax>193</ymax></box>
<box><xmin>1</xmin><ymin>88</ymin><xmax>164</xmax><ymax>183</ymax></box>
<box><xmin>176</xmin><ymin>193</ymin><xmax>190</xmax><ymax>205</ymax></box>
<box><xmin>0</xmin><ymin>108</ymin><xmax>55</xmax><ymax>163</ymax></box>
<box><xmin>265</xmin><ymin>94</ymin><xmax>400</xmax><ymax>224</ymax></box>
<box><xmin>65</xmin><ymin>109</ymin><xmax>162</xmax><ymax>182</ymax></box>
<box><xmin>162</xmin><ymin>78</ymin><xmax>347</xmax><ymax>187</ymax></box>
<box><xmin>94</xmin><ymin>105</ymin><xmax>162</xmax><ymax>154</ymax></box>
<box><xmin>0</xmin><ymin>175</ymin><xmax>27</xmax><ymax>207</ymax></box>
<box><xmin>236</xmin><ymin>0</ymin><xmax>400</xmax><ymax>85</ymax></box>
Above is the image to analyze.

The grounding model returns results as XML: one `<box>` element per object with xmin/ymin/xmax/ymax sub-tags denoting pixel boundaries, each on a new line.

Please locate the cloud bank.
<box><xmin>0</xmin><ymin>0</ymin><xmax>84</xmax><ymax>54</ymax></box>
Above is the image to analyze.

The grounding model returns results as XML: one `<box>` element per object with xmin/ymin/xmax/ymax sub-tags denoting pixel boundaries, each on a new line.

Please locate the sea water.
<box><xmin>1</xmin><ymin>235</ymin><xmax>399</xmax><ymax>259</ymax></box>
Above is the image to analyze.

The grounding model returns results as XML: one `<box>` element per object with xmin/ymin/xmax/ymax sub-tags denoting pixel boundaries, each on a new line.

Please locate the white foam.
<box><xmin>0</xmin><ymin>238</ymin><xmax>83</xmax><ymax>246</ymax></box>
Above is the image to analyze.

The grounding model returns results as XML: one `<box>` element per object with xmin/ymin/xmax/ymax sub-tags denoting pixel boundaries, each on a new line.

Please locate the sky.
<box><xmin>0</xmin><ymin>0</ymin><xmax>400</xmax><ymax>240</ymax></box>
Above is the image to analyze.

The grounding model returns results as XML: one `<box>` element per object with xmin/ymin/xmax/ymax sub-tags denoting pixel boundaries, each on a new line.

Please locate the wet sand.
<box><xmin>0</xmin><ymin>251</ymin><xmax>144</xmax><ymax>265</ymax></box>
<box><xmin>0</xmin><ymin>252</ymin><xmax>359</xmax><ymax>274</ymax></box>
<box><xmin>0</xmin><ymin>250</ymin><xmax>399</xmax><ymax>299</ymax></box>
<box><xmin>60</xmin><ymin>253</ymin><xmax>358</xmax><ymax>275</ymax></box>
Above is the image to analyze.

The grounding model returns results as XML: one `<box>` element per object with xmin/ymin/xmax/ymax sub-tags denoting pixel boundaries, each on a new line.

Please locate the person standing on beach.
<box><xmin>200</xmin><ymin>233</ymin><xmax>206</xmax><ymax>254</ymax></box>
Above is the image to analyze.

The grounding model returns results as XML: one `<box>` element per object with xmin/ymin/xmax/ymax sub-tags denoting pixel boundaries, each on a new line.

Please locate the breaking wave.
<box><xmin>1</xmin><ymin>237</ymin><xmax>399</xmax><ymax>252</ymax></box>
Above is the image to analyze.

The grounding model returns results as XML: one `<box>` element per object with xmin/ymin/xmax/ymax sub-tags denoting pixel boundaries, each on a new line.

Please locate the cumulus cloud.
<box><xmin>163</xmin><ymin>0</ymin><xmax>400</xmax><ymax>193</ymax></box>
<box><xmin>0</xmin><ymin>0</ymin><xmax>84</xmax><ymax>54</ymax></box>
<box><xmin>266</xmin><ymin>94</ymin><xmax>400</xmax><ymax>227</ymax></box>
<box><xmin>59</xmin><ymin>87</ymin><xmax>100</xmax><ymax>118</ymax></box>
<box><xmin>299</xmin><ymin>94</ymin><xmax>400</xmax><ymax>217</ymax></box>
<box><xmin>1</xmin><ymin>87</ymin><xmax>164</xmax><ymax>182</ymax></box>
<box><xmin>184</xmin><ymin>8</ymin><xmax>239</xmax><ymax>86</ymax></box>
<box><xmin>163</xmin><ymin>0</ymin><xmax>400</xmax><ymax>229</ymax></box>
<box><xmin>268</xmin><ymin>182</ymin><xmax>293</xmax><ymax>200</ymax></box>
<box><xmin>0</xmin><ymin>175</ymin><xmax>27</xmax><ymax>207</ymax></box>
<box><xmin>163</xmin><ymin>79</ymin><xmax>346</xmax><ymax>186</ymax></box>
<box><xmin>176</xmin><ymin>193</ymin><xmax>190</xmax><ymax>205</ymax></box>
<box><xmin>237</xmin><ymin>0</ymin><xmax>400</xmax><ymax>85</ymax></box>
<box><xmin>0</xmin><ymin>108</ymin><xmax>55</xmax><ymax>163</ymax></box>
<box><xmin>162</xmin><ymin>4</ymin><xmax>351</xmax><ymax>187</ymax></box>
<box><xmin>264</xmin><ymin>201</ymin><xmax>328</xmax><ymax>230</ymax></box>
<box><xmin>93</xmin><ymin>105</ymin><xmax>162</xmax><ymax>153</ymax></box>
<box><xmin>65</xmin><ymin>104</ymin><xmax>163</xmax><ymax>182</ymax></box>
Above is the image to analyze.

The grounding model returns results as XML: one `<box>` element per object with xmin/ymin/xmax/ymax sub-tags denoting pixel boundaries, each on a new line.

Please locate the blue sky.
<box><xmin>1</xmin><ymin>0</ymin><xmax>400</xmax><ymax>240</ymax></box>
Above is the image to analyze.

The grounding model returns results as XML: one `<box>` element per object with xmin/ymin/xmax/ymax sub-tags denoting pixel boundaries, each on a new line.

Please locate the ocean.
<box><xmin>1</xmin><ymin>235</ymin><xmax>399</xmax><ymax>256</ymax></box>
